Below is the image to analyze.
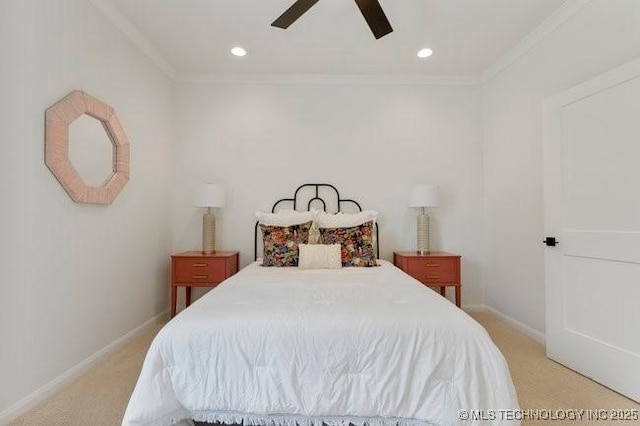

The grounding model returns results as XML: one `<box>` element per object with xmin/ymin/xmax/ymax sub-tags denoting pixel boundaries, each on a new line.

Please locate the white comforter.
<box><xmin>123</xmin><ymin>261</ymin><xmax>519</xmax><ymax>426</ymax></box>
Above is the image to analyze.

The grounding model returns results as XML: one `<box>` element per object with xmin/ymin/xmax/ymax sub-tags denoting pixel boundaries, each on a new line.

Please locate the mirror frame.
<box><xmin>45</xmin><ymin>90</ymin><xmax>130</xmax><ymax>204</ymax></box>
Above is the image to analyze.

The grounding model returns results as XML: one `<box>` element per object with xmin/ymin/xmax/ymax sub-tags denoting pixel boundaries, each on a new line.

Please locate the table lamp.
<box><xmin>409</xmin><ymin>184</ymin><xmax>440</xmax><ymax>254</ymax></box>
<box><xmin>194</xmin><ymin>183</ymin><xmax>226</xmax><ymax>254</ymax></box>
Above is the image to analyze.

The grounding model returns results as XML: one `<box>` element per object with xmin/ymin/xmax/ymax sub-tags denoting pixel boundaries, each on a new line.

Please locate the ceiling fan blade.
<box><xmin>271</xmin><ymin>0</ymin><xmax>320</xmax><ymax>29</ymax></box>
<box><xmin>353</xmin><ymin>0</ymin><xmax>393</xmax><ymax>39</ymax></box>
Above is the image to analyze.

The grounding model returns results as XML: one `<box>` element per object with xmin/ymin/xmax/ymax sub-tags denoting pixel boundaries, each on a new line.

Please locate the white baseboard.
<box><xmin>462</xmin><ymin>303</ymin><xmax>546</xmax><ymax>344</ymax></box>
<box><xmin>483</xmin><ymin>305</ymin><xmax>546</xmax><ymax>345</ymax></box>
<box><xmin>457</xmin><ymin>303</ymin><xmax>546</xmax><ymax>344</ymax></box>
<box><xmin>462</xmin><ymin>303</ymin><xmax>487</xmax><ymax>313</ymax></box>
<box><xmin>0</xmin><ymin>310</ymin><xmax>168</xmax><ymax>425</ymax></box>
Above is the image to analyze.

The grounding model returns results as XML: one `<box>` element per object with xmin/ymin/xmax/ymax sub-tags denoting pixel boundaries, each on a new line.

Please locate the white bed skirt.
<box><xmin>171</xmin><ymin>411</ymin><xmax>438</xmax><ymax>426</ymax></box>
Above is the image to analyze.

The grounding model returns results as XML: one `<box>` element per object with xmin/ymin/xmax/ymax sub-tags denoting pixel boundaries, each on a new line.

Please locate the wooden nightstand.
<box><xmin>393</xmin><ymin>252</ymin><xmax>462</xmax><ymax>308</ymax></box>
<box><xmin>170</xmin><ymin>251</ymin><xmax>239</xmax><ymax>317</ymax></box>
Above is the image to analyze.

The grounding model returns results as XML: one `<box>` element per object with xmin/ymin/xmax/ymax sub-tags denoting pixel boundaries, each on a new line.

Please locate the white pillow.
<box><xmin>255</xmin><ymin>209</ymin><xmax>316</xmax><ymax>226</ymax></box>
<box><xmin>298</xmin><ymin>244</ymin><xmax>342</xmax><ymax>269</ymax></box>
<box><xmin>316</xmin><ymin>210</ymin><xmax>378</xmax><ymax>228</ymax></box>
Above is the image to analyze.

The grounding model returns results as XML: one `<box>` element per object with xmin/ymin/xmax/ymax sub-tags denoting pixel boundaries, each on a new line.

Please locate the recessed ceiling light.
<box><xmin>231</xmin><ymin>47</ymin><xmax>246</xmax><ymax>57</ymax></box>
<box><xmin>417</xmin><ymin>48</ymin><xmax>433</xmax><ymax>59</ymax></box>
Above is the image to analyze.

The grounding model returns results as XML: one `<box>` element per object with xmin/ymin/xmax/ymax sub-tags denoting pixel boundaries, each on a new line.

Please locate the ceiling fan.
<box><xmin>271</xmin><ymin>0</ymin><xmax>393</xmax><ymax>40</ymax></box>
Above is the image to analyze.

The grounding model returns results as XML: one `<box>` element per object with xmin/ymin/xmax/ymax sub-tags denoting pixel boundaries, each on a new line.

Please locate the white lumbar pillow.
<box><xmin>298</xmin><ymin>244</ymin><xmax>342</xmax><ymax>269</ymax></box>
<box><xmin>255</xmin><ymin>209</ymin><xmax>316</xmax><ymax>226</ymax></box>
<box><xmin>315</xmin><ymin>210</ymin><xmax>378</xmax><ymax>228</ymax></box>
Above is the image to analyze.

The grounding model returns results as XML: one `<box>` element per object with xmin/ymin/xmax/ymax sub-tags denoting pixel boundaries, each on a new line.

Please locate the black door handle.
<box><xmin>543</xmin><ymin>237</ymin><xmax>558</xmax><ymax>247</ymax></box>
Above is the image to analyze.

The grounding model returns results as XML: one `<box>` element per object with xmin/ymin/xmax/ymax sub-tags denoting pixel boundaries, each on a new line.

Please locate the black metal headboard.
<box><xmin>254</xmin><ymin>183</ymin><xmax>379</xmax><ymax>260</ymax></box>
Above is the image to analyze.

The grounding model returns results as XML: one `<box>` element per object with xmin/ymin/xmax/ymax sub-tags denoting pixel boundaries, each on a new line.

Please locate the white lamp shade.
<box><xmin>194</xmin><ymin>183</ymin><xmax>226</xmax><ymax>208</ymax></box>
<box><xmin>409</xmin><ymin>184</ymin><xmax>439</xmax><ymax>208</ymax></box>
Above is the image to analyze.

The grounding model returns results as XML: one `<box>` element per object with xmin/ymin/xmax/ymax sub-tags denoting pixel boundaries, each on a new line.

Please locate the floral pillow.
<box><xmin>318</xmin><ymin>220</ymin><xmax>377</xmax><ymax>267</ymax></box>
<box><xmin>260</xmin><ymin>221</ymin><xmax>312</xmax><ymax>267</ymax></box>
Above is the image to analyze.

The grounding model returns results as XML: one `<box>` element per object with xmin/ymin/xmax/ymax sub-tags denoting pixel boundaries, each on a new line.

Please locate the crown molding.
<box><xmin>87</xmin><ymin>0</ymin><xmax>177</xmax><ymax>79</ymax></box>
<box><xmin>88</xmin><ymin>0</ymin><xmax>591</xmax><ymax>88</ymax></box>
<box><xmin>481</xmin><ymin>0</ymin><xmax>594</xmax><ymax>84</ymax></box>
<box><xmin>85</xmin><ymin>0</ymin><xmax>478</xmax><ymax>86</ymax></box>
<box><xmin>175</xmin><ymin>73</ymin><xmax>480</xmax><ymax>86</ymax></box>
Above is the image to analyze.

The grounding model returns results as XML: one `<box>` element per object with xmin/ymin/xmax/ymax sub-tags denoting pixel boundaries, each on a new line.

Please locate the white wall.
<box><xmin>172</xmin><ymin>81</ymin><xmax>485</xmax><ymax>307</ymax></box>
<box><xmin>5</xmin><ymin>0</ymin><xmax>635</xmax><ymax>416</ymax></box>
<box><xmin>0</xmin><ymin>0</ymin><xmax>173</xmax><ymax>417</ymax></box>
<box><xmin>481</xmin><ymin>0</ymin><xmax>640</xmax><ymax>334</ymax></box>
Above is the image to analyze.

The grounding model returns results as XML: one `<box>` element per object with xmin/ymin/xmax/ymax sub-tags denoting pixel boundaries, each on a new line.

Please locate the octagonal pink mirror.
<box><xmin>45</xmin><ymin>90</ymin><xmax>130</xmax><ymax>204</ymax></box>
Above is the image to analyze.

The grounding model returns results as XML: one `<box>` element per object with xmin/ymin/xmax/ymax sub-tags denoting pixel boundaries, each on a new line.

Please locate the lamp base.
<box><xmin>417</xmin><ymin>211</ymin><xmax>430</xmax><ymax>255</ymax></box>
<box><xmin>202</xmin><ymin>212</ymin><xmax>216</xmax><ymax>255</ymax></box>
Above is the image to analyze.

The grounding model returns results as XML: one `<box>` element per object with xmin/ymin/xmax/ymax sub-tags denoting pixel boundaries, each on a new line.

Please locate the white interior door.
<box><xmin>543</xmin><ymin>58</ymin><xmax>640</xmax><ymax>402</ymax></box>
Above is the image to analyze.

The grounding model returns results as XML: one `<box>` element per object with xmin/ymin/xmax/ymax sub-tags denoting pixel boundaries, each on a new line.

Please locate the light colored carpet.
<box><xmin>471</xmin><ymin>312</ymin><xmax>639</xmax><ymax>425</ymax></box>
<box><xmin>11</xmin><ymin>312</ymin><xmax>639</xmax><ymax>426</ymax></box>
<box><xmin>10</xmin><ymin>322</ymin><xmax>163</xmax><ymax>426</ymax></box>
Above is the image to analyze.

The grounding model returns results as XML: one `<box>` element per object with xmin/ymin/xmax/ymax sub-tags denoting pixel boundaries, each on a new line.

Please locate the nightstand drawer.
<box><xmin>394</xmin><ymin>251</ymin><xmax>461</xmax><ymax>308</ymax></box>
<box><xmin>406</xmin><ymin>257</ymin><xmax>457</xmax><ymax>283</ymax></box>
<box><xmin>174</xmin><ymin>258</ymin><xmax>226</xmax><ymax>283</ymax></box>
<box><xmin>170</xmin><ymin>251</ymin><xmax>239</xmax><ymax>317</ymax></box>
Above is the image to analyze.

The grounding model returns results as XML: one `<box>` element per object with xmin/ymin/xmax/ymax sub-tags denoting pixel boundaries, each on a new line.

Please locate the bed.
<box><xmin>123</xmin><ymin>184</ymin><xmax>519</xmax><ymax>426</ymax></box>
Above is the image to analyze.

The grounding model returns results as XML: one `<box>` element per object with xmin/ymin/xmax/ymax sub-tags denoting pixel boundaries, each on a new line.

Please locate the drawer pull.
<box><xmin>426</xmin><ymin>264</ymin><xmax>441</xmax><ymax>267</ymax></box>
<box><xmin>192</xmin><ymin>275</ymin><xmax>208</xmax><ymax>279</ymax></box>
<box><xmin>427</xmin><ymin>275</ymin><xmax>441</xmax><ymax>279</ymax></box>
<box><xmin>192</xmin><ymin>263</ymin><xmax>207</xmax><ymax>267</ymax></box>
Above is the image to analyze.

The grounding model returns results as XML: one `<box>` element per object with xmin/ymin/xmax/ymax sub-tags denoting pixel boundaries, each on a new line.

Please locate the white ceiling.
<box><xmin>106</xmin><ymin>0</ymin><xmax>567</xmax><ymax>77</ymax></box>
